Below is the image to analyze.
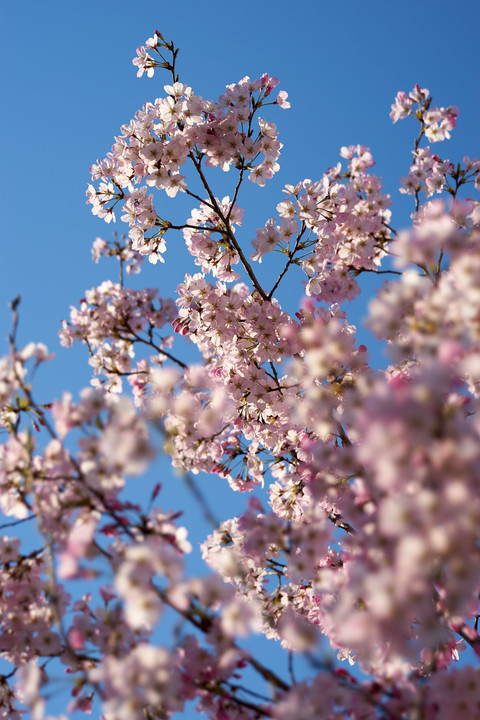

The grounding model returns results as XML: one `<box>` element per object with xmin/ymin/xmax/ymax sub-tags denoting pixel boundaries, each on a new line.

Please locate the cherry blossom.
<box><xmin>1</xmin><ymin>31</ymin><xmax>480</xmax><ymax>720</ymax></box>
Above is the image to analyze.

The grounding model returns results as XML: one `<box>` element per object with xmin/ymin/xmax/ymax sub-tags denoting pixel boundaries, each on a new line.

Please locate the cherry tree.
<box><xmin>1</xmin><ymin>30</ymin><xmax>480</xmax><ymax>719</ymax></box>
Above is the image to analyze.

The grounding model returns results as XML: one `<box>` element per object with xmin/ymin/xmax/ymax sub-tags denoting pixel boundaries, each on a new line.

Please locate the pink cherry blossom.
<box><xmin>2</xmin><ymin>30</ymin><xmax>480</xmax><ymax>720</ymax></box>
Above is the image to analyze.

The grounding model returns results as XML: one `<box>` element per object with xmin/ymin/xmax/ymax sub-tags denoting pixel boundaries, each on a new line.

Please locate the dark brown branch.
<box><xmin>188</xmin><ymin>153</ymin><xmax>269</xmax><ymax>301</ymax></box>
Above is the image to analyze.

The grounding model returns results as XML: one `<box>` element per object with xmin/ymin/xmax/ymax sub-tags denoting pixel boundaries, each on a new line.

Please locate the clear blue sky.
<box><xmin>0</xmin><ymin>0</ymin><xmax>479</xmax><ymax>715</ymax></box>
<box><xmin>1</xmin><ymin>0</ymin><xmax>478</xmax><ymax>383</ymax></box>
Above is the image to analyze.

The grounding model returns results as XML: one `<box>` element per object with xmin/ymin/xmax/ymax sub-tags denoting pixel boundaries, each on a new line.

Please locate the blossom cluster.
<box><xmin>87</xmin><ymin>35</ymin><xmax>289</xmax><ymax>266</ymax></box>
<box><xmin>390</xmin><ymin>84</ymin><xmax>459</xmax><ymax>142</ymax></box>
<box><xmin>59</xmin><ymin>281</ymin><xmax>177</xmax><ymax>394</ymax></box>
<box><xmin>249</xmin><ymin>147</ymin><xmax>392</xmax><ymax>304</ymax></box>
<box><xmin>183</xmin><ymin>196</ymin><xmax>244</xmax><ymax>281</ymax></box>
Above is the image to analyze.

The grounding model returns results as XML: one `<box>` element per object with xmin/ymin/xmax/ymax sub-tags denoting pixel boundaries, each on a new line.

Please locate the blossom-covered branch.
<box><xmin>0</xmin><ymin>30</ymin><xmax>479</xmax><ymax>720</ymax></box>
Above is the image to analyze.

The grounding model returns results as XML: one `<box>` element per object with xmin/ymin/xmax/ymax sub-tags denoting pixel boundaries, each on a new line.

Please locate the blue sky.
<box><xmin>1</xmin><ymin>0</ymin><xmax>479</xmax><ymax>715</ymax></box>
<box><xmin>1</xmin><ymin>0</ymin><xmax>478</xmax><ymax>377</ymax></box>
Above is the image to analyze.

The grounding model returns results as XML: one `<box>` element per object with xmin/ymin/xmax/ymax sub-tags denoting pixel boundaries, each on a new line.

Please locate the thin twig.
<box><xmin>268</xmin><ymin>227</ymin><xmax>306</xmax><ymax>299</ymax></box>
